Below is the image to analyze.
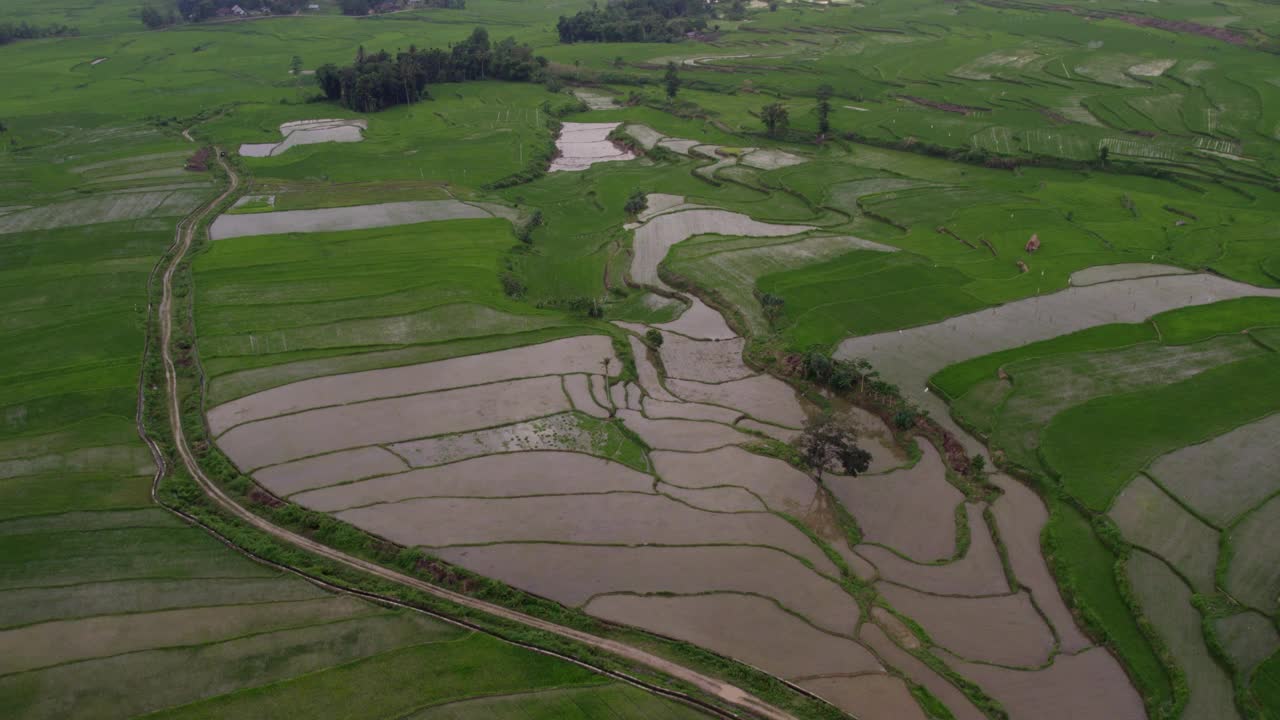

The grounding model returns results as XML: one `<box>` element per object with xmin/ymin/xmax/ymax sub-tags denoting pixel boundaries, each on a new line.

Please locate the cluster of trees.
<box><xmin>140</xmin><ymin>5</ymin><xmax>178</xmax><ymax>28</ymax></box>
<box><xmin>314</xmin><ymin>28</ymin><xmax>545</xmax><ymax>113</ymax></box>
<box><xmin>556</xmin><ymin>0</ymin><xmax>710</xmax><ymax>43</ymax></box>
<box><xmin>338</xmin><ymin>0</ymin><xmax>463</xmax><ymax>15</ymax></box>
<box><xmin>0</xmin><ymin>22</ymin><xmax>78</xmax><ymax>45</ymax></box>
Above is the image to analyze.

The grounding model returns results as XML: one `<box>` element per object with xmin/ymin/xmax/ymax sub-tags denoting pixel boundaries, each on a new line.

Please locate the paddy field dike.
<box><xmin>3</xmin><ymin>0</ymin><xmax>1280</xmax><ymax>719</ymax></box>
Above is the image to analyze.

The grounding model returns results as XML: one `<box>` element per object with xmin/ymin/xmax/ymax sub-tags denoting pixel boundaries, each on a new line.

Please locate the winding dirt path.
<box><xmin>139</xmin><ymin>150</ymin><xmax>799</xmax><ymax>720</ymax></box>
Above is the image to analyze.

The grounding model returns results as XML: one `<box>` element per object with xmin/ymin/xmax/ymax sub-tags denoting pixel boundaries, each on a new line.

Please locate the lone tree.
<box><xmin>664</xmin><ymin>61</ymin><xmax>681</xmax><ymax>101</ymax></box>
<box><xmin>624</xmin><ymin>190</ymin><xmax>648</xmax><ymax>216</ymax></box>
<box><xmin>761</xmin><ymin>102</ymin><xmax>789</xmax><ymax>138</ymax></box>
<box><xmin>815</xmin><ymin>84</ymin><xmax>833</xmax><ymax>136</ymax></box>
<box><xmin>796</xmin><ymin>417</ymin><xmax>871</xmax><ymax>481</ymax></box>
<box><xmin>644</xmin><ymin>328</ymin><xmax>664</xmax><ymax>348</ymax></box>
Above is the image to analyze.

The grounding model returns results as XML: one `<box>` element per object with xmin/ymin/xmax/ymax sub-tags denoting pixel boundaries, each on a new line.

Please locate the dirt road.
<box><xmin>140</xmin><ymin>149</ymin><xmax>803</xmax><ymax>720</ymax></box>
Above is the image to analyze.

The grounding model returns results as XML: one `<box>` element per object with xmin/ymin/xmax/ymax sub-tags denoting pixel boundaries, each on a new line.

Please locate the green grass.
<box><xmin>1254</xmin><ymin>651</ymin><xmax>1280</xmax><ymax>719</ymax></box>
<box><xmin>406</xmin><ymin>683</ymin><xmax>710</xmax><ymax>719</ymax></box>
<box><xmin>1153</xmin><ymin>297</ymin><xmax>1280</xmax><ymax>344</ymax></box>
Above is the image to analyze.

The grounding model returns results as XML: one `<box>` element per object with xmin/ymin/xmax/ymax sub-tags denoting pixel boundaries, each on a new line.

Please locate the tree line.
<box><xmin>0</xmin><ymin>21</ymin><xmax>78</xmax><ymax>45</ymax></box>
<box><xmin>314</xmin><ymin>27</ymin><xmax>545</xmax><ymax>113</ymax></box>
<box><xmin>173</xmin><ymin>0</ymin><xmax>305</xmax><ymax>21</ymax></box>
<box><xmin>338</xmin><ymin>0</ymin><xmax>463</xmax><ymax>16</ymax></box>
<box><xmin>556</xmin><ymin>0</ymin><xmax>710</xmax><ymax>43</ymax></box>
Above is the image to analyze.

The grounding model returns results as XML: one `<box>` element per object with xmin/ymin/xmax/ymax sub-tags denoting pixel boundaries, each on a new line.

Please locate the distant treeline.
<box><xmin>556</xmin><ymin>0</ymin><xmax>710</xmax><ymax>43</ymax></box>
<box><xmin>0</xmin><ymin>21</ymin><xmax>79</xmax><ymax>45</ymax></box>
<box><xmin>175</xmin><ymin>0</ymin><xmax>306</xmax><ymax>21</ymax></box>
<box><xmin>338</xmin><ymin>0</ymin><xmax>464</xmax><ymax>15</ymax></box>
<box><xmin>315</xmin><ymin>28</ymin><xmax>545</xmax><ymax>113</ymax></box>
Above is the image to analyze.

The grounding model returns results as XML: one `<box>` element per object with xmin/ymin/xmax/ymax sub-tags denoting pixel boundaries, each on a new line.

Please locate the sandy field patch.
<box><xmin>623</xmin><ymin>124</ymin><xmax>666</xmax><ymax>150</ymax></box>
<box><xmin>1069</xmin><ymin>263</ymin><xmax>1193</xmax><ymax>286</ymax></box>
<box><xmin>740</xmin><ymin>148</ymin><xmax>807</xmax><ymax>170</ymax></box>
<box><xmin>836</xmin><ymin>273</ymin><xmax>1280</xmax><ymax>450</ymax></box>
<box><xmin>989</xmin><ymin>473</ymin><xmax>1092</xmax><ymax>653</ymax></box>
<box><xmin>1150</xmin><ymin>413</ymin><xmax>1280</xmax><ymax>525</ymax></box>
<box><xmin>239</xmin><ymin>118</ymin><xmax>367</xmax><ymax>158</ymax></box>
<box><xmin>943</xmin><ymin>646</ymin><xmax>1145</xmax><ymax>720</ymax></box>
<box><xmin>609</xmin><ymin>380</ymin><xmax>626</xmax><ymax>409</ymax></box>
<box><xmin>1214</xmin><ymin>611</ymin><xmax>1280</xmax><ymax>674</ymax></box>
<box><xmin>208</xmin><ymin>336</ymin><xmax>617</xmax><ymax>434</ymax></box>
<box><xmin>435</xmin><ymin>543</ymin><xmax>854</xmax><ymax>631</ymax></box>
<box><xmin>877</xmin><ymin>583</ymin><xmax>1054</xmax><ymax>666</ymax></box>
<box><xmin>798</xmin><ymin>675</ymin><xmax>925</xmax><ymax>720</ymax></box>
<box><xmin>637</xmin><ymin>193</ymin><xmax>689</xmax><ymax>220</ymax></box>
<box><xmin>1129</xmin><ymin>550</ymin><xmax>1238</xmax><ymax>720</ymax></box>
<box><xmin>219</xmin><ymin>376</ymin><xmax>570</xmax><ymax>470</ymax></box>
<box><xmin>586</xmin><ymin>593</ymin><xmax>879</xmax><ymax>680</ymax></box>
<box><xmin>860</xmin><ymin>503</ymin><xmax>1009</xmax><ymax>596</ymax></box>
<box><xmin>655</xmin><ymin>297</ymin><xmax>739</xmax><ymax>339</ymax></box>
<box><xmin>388</xmin><ymin>412</ymin><xmax>621</xmax><ymax>468</ymax></box>
<box><xmin>659</xmin><ymin>482</ymin><xmax>765</xmax><ymax>513</ymax></box>
<box><xmin>859</xmin><ymin>623</ymin><xmax>986</xmax><ymax>720</ymax></box>
<box><xmin>658</xmin><ymin>138</ymin><xmax>701</xmax><ymax>155</ymax></box>
<box><xmin>564</xmin><ymin>374</ymin><xmax>610</xmax><ymax>418</ymax></box>
<box><xmin>871</xmin><ymin>606</ymin><xmax>920</xmax><ymax>649</ymax></box>
<box><xmin>254</xmin><ymin>446</ymin><xmax>409</xmax><ymax>497</ymax></box>
<box><xmin>829</xmin><ymin>439</ymin><xmax>961</xmax><ymax>562</ymax></box>
<box><xmin>1224</xmin><ymin>494</ymin><xmax>1280</xmax><ymax>613</ymax></box>
<box><xmin>627</xmin><ymin>337</ymin><xmax>679</xmax><ymax>401</ymax></box>
<box><xmin>1129</xmin><ymin>59</ymin><xmax>1177</xmax><ymax>77</ymax></box>
<box><xmin>615</xmin><ymin>409</ymin><xmax>749</xmax><ymax>451</ymax></box>
<box><xmin>572</xmin><ymin>89</ymin><xmax>618</xmax><ymax>110</ymax></box>
<box><xmin>0</xmin><ymin>596</ymin><xmax>370</xmax><ymax>675</ymax></box>
<box><xmin>654</xmin><ymin>446</ymin><xmax>818</xmax><ymax>515</ymax></box>
<box><xmin>1109</xmin><ymin>475</ymin><xmax>1219</xmax><ymax>592</ymax></box>
<box><xmin>548</xmin><ymin>122</ymin><xmax>637</xmax><ymax>172</ymax></box>
<box><xmin>643</xmin><ymin>398</ymin><xmax>742</xmax><ymax>424</ymax></box>
<box><xmin>208</xmin><ymin>199</ymin><xmax>491</xmax><ymax>240</ymax></box>
<box><xmin>668</xmin><ymin>375</ymin><xmax>806</xmax><ymax>428</ymax></box>
<box><xmin>625</xmin><ymin>381</ymin><xmax>643</xmax><ymax>410</ymax></box>
<box><xmin>630</xmin><ymin>208</ymin><xmax>812</xmax><ymax>289</ymax></box>
<box><xmin>656</xmin><ymin>333</ymin><xmax>752</xmax><ymax>383</ymax></box>
<box><xmin>292</xmin><ymin>452</ymin><xmax>652</xmax><ymax>511</ymax></box>
<box><xmin>343</xmin><ymin>493</ymin><xmax>835</xmax><ymax>571</ymax></box>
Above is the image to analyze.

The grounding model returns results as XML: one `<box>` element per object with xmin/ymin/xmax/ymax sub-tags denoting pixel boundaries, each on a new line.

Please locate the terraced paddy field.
<box><xmin>6</xmin><ymin>0</ymin><xmax>1280</xmax><ymax>717</ymax></box>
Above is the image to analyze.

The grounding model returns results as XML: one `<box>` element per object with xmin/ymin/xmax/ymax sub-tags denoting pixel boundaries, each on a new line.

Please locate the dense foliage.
<box><xmin>0</xmin><ymin>21</ymin><xmax>78</xmax><ymax>44</ymax></box>
<box><xmin>176</xmin><ymin>0</ymin><xmax>306</xmax><ymax>21</ymax></box>
<box><xmin>338</xmin><ymin>0</ymin><xmax>463</xmax><ymax>15</ymax></box>
<box><xmin>556</xmin><ymin>0</ymin><xmax>710</xmax><ymax>43</ymax></box>
<box><xmin>315</xmin><ymin>28</ymin><xmax>544</xmax><ymax>112</ymax></box>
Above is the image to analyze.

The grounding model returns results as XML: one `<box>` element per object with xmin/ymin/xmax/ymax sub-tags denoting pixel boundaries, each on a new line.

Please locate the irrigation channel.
<box><xmin>135</xmin><ymin>146</ymin><xmax>801</xmax><ymax>720</ymax></box>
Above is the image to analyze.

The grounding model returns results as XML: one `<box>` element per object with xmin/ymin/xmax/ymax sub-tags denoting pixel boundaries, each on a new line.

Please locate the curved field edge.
<box><xmin>141</xmin><ymin>153</ymin><xmax>850</xmax><ymax>720</ymax></box>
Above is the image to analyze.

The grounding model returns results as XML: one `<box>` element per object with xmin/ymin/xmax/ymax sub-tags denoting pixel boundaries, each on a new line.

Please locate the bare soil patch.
<box><xmin>1214</xmin><ymin>611</ymin><xmax>1280</xmax><ymax>675</ymax></box>
<box><xmin>208</xmin><ymin>199</ymin><xmax>490</xmax><ymax>240</ymax></box>
<box><xmin>585</xmin><ymin>593</ymin><xmax>880</xmax><ymax>680</ymax></box>
<box><xmin>616</xmin><ymin>409</ymin><xmax>750</xmax><ymax>452</ymax></box>
<box><xmin>657</xmin><ymin>333</ymin><xmax>752</xmax><ymax>383</ymax></box>
<box><xmin>254</xmin><ymin>446</ymin><xmax>409</xmax><ymax>497</ymax></box>
<box><xmin>630</xmin><ymin>208</ymin><xmax>811</xmax><ymax>289</ymax></box>
<box><xmin>1128</xmin><ymin>550</ymin><xmax>1238</xmax><ymax>720</ymax></box>
<box><xmin>941</xmin><ymin>646</ymin><xmax>1145</xmax><ymax>720</ymax></box>
<box><xmin>239</xmin><ymin>118</ymin><xmax>367</xmax><ymax>158</ymax></box>
<box><xmin>828</xmin><ymin>439</ymin><xmax>961</xmax><ymax>562</ymax></box>
<box><xmin>627</xmin><ymin>337</ymin><xmax>678</xmax><ymax>401</ymax></box>
<box><xmin>860</xmin><ymin>503</ymin><xmax>1009</xmax><ymax>596</ymax></box>
<box><xmin>989</xmin><ymin>473</ymin><xmax>1092</xmax><ymax>653</ymax></box>
<box><xmin>798</xmin><ymin>674</ymin><xmax>925</xmax><ymax>720</ymax></box>
<box><xmin>1109</xmin><ymin>475</ymin><xmax>1219</xmax><ymax>592</ymax></box>
<box><xmin>572</xmin><ymin>89</ymin><xmax>618</xmax><ymax>110</ymax></box>
<box><xmin>668</xmin><ymin>375</ymin><xmax>806</xmax><ymax>428</ymax></box>
<box><xmin>877</xmin><ymin>583</ymin><xmax>1054</xmax><ymax>666</ymax></box>
<box><xmin>655</xmin><ymin>297</ymin><xmax>739</xmax><ymax>340</ymax></box>
<box><xmin>653</xmin><ymin>446</ymin><xmax>818</xmax><ymax>515</ymax></box>
<box><xmin>435</xmin><ymin>543</ymin><xmax>855</xmax><ymax>632</ymax></box>
<box><xmin>859</xmin><ymin>623</ymin><xmax>986</xmax><ymax>720</ymax></box>
<box><xmin>548</xmin><ymin>122</ymin><xmax>637</xmax><ymax>172</ymax></box>
<box><xmin>1150</xmin><ymin>413</ymin><xmax>1280</xmax><ymax>526</ymax></box>
<box><xmin>871</xmin><ymin>607</ymin><xmax>920</xmax><ymax>649</ymax></box>
<box><xmin>739</xmin><ymin>148</ymin><xmax>807</xmax><ymax>170</ymax></box>
<box><xmin>1069</xmin><ymin>263</ymin><xmax>1192</xmax><ymax>286</ymax></box>
<box><xmin>564</xmin><ymin>374</ymin><xmax>610</xmax><ymax>418</ymax></box>
<box><xmin>643</xmin><ymin>398</ymin><xmax>742</xmax><ymax>424</ymax></box>
<box><xmin>219</xmin><ymin>376</ymin><xmax>570</xmax><ymax>470</ymax></box>
<box><xmin>623</xmin><ymin>124</ymin><xmax>666</xmax><ymax>150</ymax></box>
<box><xmin>342</xmin><ymin>493</ymin><xmax>836</xmax><ymax>571</ymax></box>
<box><xmin>387</xmin><ymin>413</ymin><xmax>620</xmax><ymax>468</ymax></box>
<box><xmin>659</xmin><ymin>482</ymin><xmax>765</xmax><ymax>513</ymax></box>
<box><xmin>208</xmin><ymin>336</ymin><xmax>616</xmax><ymax>435</ymax></box>
<box><xmin>293</xmin><ymin>452</ymin><xmax>652</xmax><ymax>511</ymax></box>
<box><xmin>1225</xmin><ymin>494</ymin><xmax>1280</xmax><ymax>613</ymax></box>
